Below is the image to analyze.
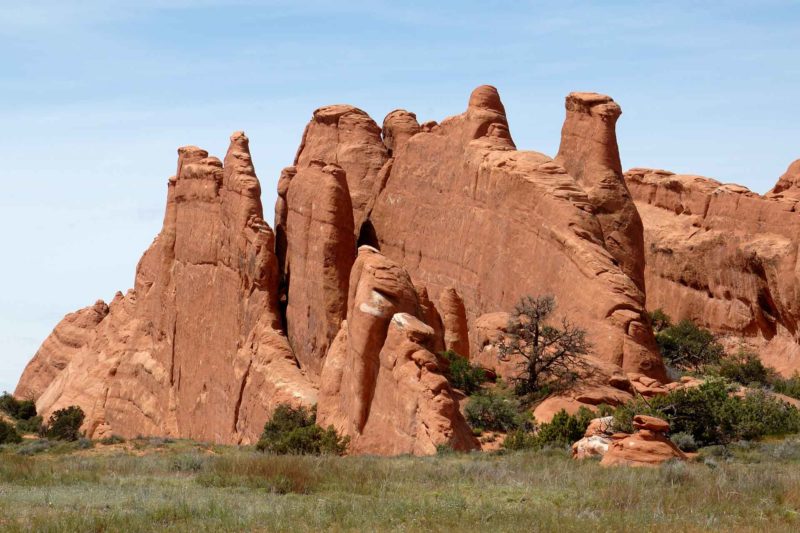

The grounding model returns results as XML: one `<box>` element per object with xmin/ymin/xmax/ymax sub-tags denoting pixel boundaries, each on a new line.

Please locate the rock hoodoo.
<box><xmin>17</xmin><ymin>86</ymin><xmax>682</xmax><ymax>453</ymax></box>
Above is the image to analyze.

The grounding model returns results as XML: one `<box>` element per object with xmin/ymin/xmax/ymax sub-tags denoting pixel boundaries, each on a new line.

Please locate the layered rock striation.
<box><xmin>626</xmin><ymin>162</ymin><xmax>800</xmax><ymax>375</ymax></box>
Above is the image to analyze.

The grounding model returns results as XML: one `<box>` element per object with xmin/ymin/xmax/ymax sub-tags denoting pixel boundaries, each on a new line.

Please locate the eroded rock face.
<box><xmin>365</xmin><ymin>86</ymin><xmax>663</xmax><ymax>379</ymax></box>
<box><xmin>439</xmin><ymin>287</ymin><xmax>470</xmax><ymax>357</ymax></box>
<box><xmin>17</xmin><ymin>86</ymin><xmax>677</xmax><ymax>454</ymax></box>
<box><xmin>294</xmin><ymin>105</ymin><xmax>389</xmax><ymax>232</ymax></box>
<box><xmin>17</xmin><ymin>132</ymin><xmax>317</xmax><ymax>443</ymax></box>
<box><xmin>317</xmin><ymin>247</ymin><xmax>477</xmax><ymax>455</ymax></box>
<box><xmin>283</xmin><ymin>161</ymin><xmax>356</xmax><ymax>375</ymax></box>
<box><xmin>555</xmin><ymin>93</ymin><xmax>646</xmax><ymax>292</ymax></box>
<box><xmin>627</xmin><ymin>166</ymin><xmax>800</xmax><ymax>375</ymax></box>
<box><xmin>15</xmin><ymin>300</ymin><xmax>108</xmax><ymax>401</ymax></box>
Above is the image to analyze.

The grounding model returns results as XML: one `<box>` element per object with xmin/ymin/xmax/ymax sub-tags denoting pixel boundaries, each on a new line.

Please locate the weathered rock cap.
<box><xmin>565</xmin><ymin>92</ymin><xmax>621</xmax><ymax>119</ymax></box>
<box><xmin>468</xmin><ymin>85</ymin><xmax>507</xmax><ymax>115</ymax></box>
<box><xmin>382</xmin><ymin>110</ymin><xmax>421</xmax><ymax>154</ymax></box>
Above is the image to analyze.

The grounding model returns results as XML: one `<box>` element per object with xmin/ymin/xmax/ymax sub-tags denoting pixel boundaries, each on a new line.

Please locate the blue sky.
<box><xmin>1</xmin><ymin>0</ymin><xmax>798</xmax><ymax>393</ymax></box>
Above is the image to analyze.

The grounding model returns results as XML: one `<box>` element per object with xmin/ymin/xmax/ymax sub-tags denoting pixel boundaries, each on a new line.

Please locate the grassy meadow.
<box><xmin>2</xmin><ymin>437</ymin><xmax>800</xmax><ymax>532</ymax></box>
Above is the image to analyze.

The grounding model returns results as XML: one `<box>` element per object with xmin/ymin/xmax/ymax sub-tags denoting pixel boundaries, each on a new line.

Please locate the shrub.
<box><xmin>77</xmin><ymin>438</ymin><xmax>94</xmax><ymax>450</ymax></box>
<box><xmin>502</xmin><ymin>407</ymin><xmax>597</xmax><ymax>451</ymax></box>
<box><xmin>649</xmin><ymin>308</ymin><xmax>673</xmax><ymax>333</ymax></box>
<box><xmin>502</xmin><ymin>429</ymin><xmax>538</xmax><ymax>451</ymax></box>
<box><xmin>670</xmin><ymin>432</ymin><xmax>698</xmax><ymax>452</ymax></box>
<box><xmin>717</xmin><ymin>348</ymin><xmax>773</xmax><ymax>387</ymax></box>
<box><xmin>100</xmin><ymin>434</ymin><xmax>126</xmax><ymax>445</ymax></box>
<box><xmin>717</xmin><ymin>389</ymin><xmax>800</xmax><ymax>442</ymax></box>
<box><xmin>534</xmin><ymin>407</ymin><xmax>596</xmax><ymax>448</ymax></box>
<box><xmin>17</xmin><ymin>439</ymin><xmax>52</xmax><ymax>456</ymax></box>
<box><xmin>0</xmin><ymin>419</ymin><xmax>22</xmax><ymax>444</ymax></box>
<box><xmin>439</xmin><ymin>350</ymin><xmax>488</xmax><ymax>395</ymax></box>
<box><xmin>465</xmin><ymin>388</ymin><xmax>525</xmax><ymax>432</ymax></box>
<box><xmin>16</xmin><ymin>415</ymin><xmax>43</xmax><ymax>435</ymax></box>
<box><xmin>656</xmin><ymin>320</ymin><xmax>724</xmax><ymax>371</ymax></box>
<box><xmin>613</xmin><ymin>379</ymin><xmax>800</xmax><ymax>446</ymax></box>
<box><xmin>773</xmin><ymin>373</ymin><xmax>800</xmax><ymax>400</ymax></box>
<box><xmin>256</xmin><ymin>404</ymin><xmax>349</xmax><ymax>455</ymax></box>
<box><xmin>44</xmin><ymin>406</ymin><xmax>85</xmax><ymax>442</ymax></box>
<box><xmin>0</xmin><ymin>392</ymin><xmax>21</xmax><ymax>418</ymax></box>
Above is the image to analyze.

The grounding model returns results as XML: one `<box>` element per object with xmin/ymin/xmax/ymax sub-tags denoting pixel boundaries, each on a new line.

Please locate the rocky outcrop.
<box><xmin>555</xmin><ymin>93</ymin><xmax>646</xmax><ymax>292</ymax></box>
<box><xmin>572</xmin><ymin>415</ymin><xmax>614</xmax><ymax>460</ymax></box>
<box><xmin>17</xmin><ymin>86</ymin><xmax>678</xmax><ymax>453</ymax></box>
<box><xmin>626</xmin><ymin>165</ymin><xmax>800</xmax><ymax>375</ymax></box>
<box><xmin>439</xmin><ymin>287</ymin><xmax>470</xmax><ymax>357</ymax></box>
<box><xmin>15</xmin><ymin>300</ymin><xmax>108</xmax><ymax>400</ymax></box>
<box><xmin>318</xmin><ymin>247</ymin><xmax>477</xmax><ymax>454</ymax></box>
<box><xmin>17</xmin><ymin>133</ymin><xmax>317</xmax><ymax>444</ymax></box>
<box><xmin>364</xmin><ymin>86</ymin><xmax>663</xmax><ymax>379</ymax></box>
<box><xmin>767</xmin><ymin>159</ymin><xmax>800</xmax><ymax>201</ymax></box>
<box><xmin>283</xmin><ymin>161</ymin><xmax>356</xmax><ymax>375</ymax></box>
<box><xmin>600</xmin><ymin>415</ymin><xmax>686</xmax><ymax>467</ymax></box>
<box><xmin>293</xmin><ymin>105</ymin><xmax>389</xmax><ymax>232</ymax></box>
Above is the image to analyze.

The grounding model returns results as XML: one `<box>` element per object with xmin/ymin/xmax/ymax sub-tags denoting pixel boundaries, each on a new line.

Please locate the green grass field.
<box><xmin>2</xmin><ymin>437</ymin><xmax>800</xmax><ymax>532</ymax></box>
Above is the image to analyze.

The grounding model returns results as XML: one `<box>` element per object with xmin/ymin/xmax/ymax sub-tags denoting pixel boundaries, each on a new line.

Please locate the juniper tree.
<box><xmin>498</xmin><ymin>295</ymin><xmax>591</xmax><ymax>397</ymax></box>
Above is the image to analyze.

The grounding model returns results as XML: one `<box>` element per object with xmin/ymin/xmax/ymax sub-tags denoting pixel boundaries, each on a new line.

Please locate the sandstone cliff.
<box><xmin>626</xmin><ymin>162</ymin><xmax>800</xmax><ymax>375</ymax></box>
<box><xmin>17</xmin><ymin>86</ymin><xmax>672</xmax><ymax>452</ymax></box>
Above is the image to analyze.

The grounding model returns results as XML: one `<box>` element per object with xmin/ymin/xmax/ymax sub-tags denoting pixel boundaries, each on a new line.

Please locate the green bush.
<box><xmin>649</xmin><ymin>308</ymin><xmax>673</xmax><ymax>333</ymax></box>
<box><xmin>0</xmin><ymin>392</ymin><xmax>36</xmax><ymax>420</ymax></box>
<box><xmin>44</xmin><ymin>406</ymin><xmax>85</xmax><ymax>442</ymax></box>
<box><xmin>773</xmin><ymin>374</ymin><xmax>800</xmax><ymax>400</ymax></box>
<box><xmin>256</xmin><ymin>404</ymin><xmax>349</xmax><ymax>455</ymax></box>
<box><xmin>0</xmin><ymin>418</ymin><xmax>22</xmax><ymax>444</ymax></box>
<box><xmin>465</xmin><ymin>388</ymin><xmax>525</xmax><ymax>432</ymax></box>
<box><xmin>100</xmin><ymin>434</ymin><xmax>126</xmax><ymax>445</ymax></box>
<box><xmin>15</xmin><ymin>400</ymin><xmax>37</xmax><ymax>421</ymax></box>
<box><xmin>670</xmin><ymin>431</ymin><xmax>698</xmax><ymax>452</ymax></box>
<box><xmin>533</xmin><ymin>407</ymin><xmax>596</xmax><ymax>448</ymax></box>
<box><xmin>656</xmin><ymin>320</ymin><xmax>725</xmax><ymax>371</ymax></box>
<box><xmin>717</xmin><ymin>348</ymin><xmax>773</xmax><ymax>387</ymax></box>
<box><xmin>613</xmin><ymin>379</ymin><xmax>800</xmax><ymax>446</ymax></box>
<box><xmin>439</xmin><ymin>350</ymin><xmax>488</xmax><ymax>395</ymax></box>
<box><xmin>16</xmin><ymin>415</ymin><xmax>43</xmax><ymax>435</ymax></box>
<box><xmin>502</xmin><ymin>407</ymin><xmax>598</xmax><ymax>451</ymax></box>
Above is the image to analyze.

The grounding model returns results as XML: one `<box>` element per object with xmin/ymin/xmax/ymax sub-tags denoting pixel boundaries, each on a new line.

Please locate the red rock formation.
<box><xmin>283</xmin><ymin>160</ymin><xmax>355</xmax><ymax>375</ymax></box>
<box><xmin>365</xmin><ymin>86</ymin><xmax>663</xmax><ymax>379</ymax></box>
<box><xmin>600</xmin><ymin>415</ymin><xmax>687</xmax><ymax>467</ymax></box>
<box><xmin>15</xmin><ymin>300</ymin><xmax>108</xmax><ymax>400</ymax></box>
<box><xmin>17</xmin><ymin>133</ymin><xmax>317</xmax><ymax>443</ymax></box>
<box><xmin>17</xmin><ymin>86</ymin><xmax>679</xmax><ymax>454</ymax></box>
<box><xmin>555</xmin><ymin>93</ymin><xmax>646</xmax><ymax>292</ymax></box>
<box><xmin>767</xmin><ymin>159</ymin><xmax>800</xmax><ymax>201</ymax></box>
<box><xmin>626</xmin><ymin>165</ymin><xmax>800</xmax><ymax>375</ymax></box>
<box><xmin>439</xmin><ymin>287</ymin><xmax>470</xmax><ymax>357</ymax></box>
<box><xmin>293</xmin><ymin>105</ymin><xmax>389</xmax><ymax>232</ymax></box>
<box><xmin>318</xmin><ymin>246</ymin><xmax>477</xmax><ymax>454</ymax></box>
